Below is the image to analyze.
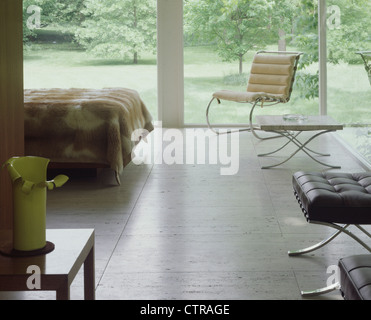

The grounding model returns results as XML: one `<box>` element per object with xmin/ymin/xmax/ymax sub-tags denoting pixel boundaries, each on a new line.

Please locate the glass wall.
<box><xmin>326</xmin><ymin>0</ymin><xmax>371</xmax><ymax>164</ymax></box>
<box><xmin>183</xmin><ymin>0</ymin><xmax>370</xmax><ymax>166</ymax></box>
<box><xmin>23</xmin><ymin>0</ymin><xmax>158</xmax><ymax>119</ymax></box>
<box><xmin>22</xmin><ymin>0</ymin><xmax>371</xmax><ymax>165</ymax></box>
<box><xmin>183</xmin><ymin>0</ymin><xmax>319</xmax><ymax>125</ymax></box>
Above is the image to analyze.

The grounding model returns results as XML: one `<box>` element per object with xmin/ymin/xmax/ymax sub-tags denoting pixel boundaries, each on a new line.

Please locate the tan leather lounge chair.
<box><xmin>206</xmin><ymin>50</ymin><xmax>303</xmax><ymax>139</ymax></box>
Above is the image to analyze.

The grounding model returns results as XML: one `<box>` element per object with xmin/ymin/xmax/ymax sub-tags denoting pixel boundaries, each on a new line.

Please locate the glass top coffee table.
<box><xmin>255</xmin><ymin>115</ymin><xmax>344</xmax><ymax>169</ymax></box>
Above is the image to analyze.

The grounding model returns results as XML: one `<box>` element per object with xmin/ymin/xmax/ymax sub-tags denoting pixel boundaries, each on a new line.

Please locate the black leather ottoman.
<box><xmin>288</xmin><ymin>171</ymin><xmax>371</xmax><ymax>297</ymax></box>
<box><xmin>292</xmin><ymin>171</ymin><xmax>371</xmax><ymax>224</ymax></box>
<box><xmin>339</xmin><ymin>255</ymin><xmax>371</xmax><ymax>300</ymax></box>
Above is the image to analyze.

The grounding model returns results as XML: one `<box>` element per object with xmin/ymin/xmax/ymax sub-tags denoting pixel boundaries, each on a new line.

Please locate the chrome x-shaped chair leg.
<box><xmin>288</xmin><ymin>221</ymin><xmax>371</xmax><ymax>297</ymax></box>
<box><xmin>288</xmin><ymin>221</ymin><xmax>371</xmax><ymax>257</ymax></box>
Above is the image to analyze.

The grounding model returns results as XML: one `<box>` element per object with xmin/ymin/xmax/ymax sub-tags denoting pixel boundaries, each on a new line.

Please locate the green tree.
<box><xmin>39</xmin><ymin>0</ymin><xmax>86</xmax><ymax>31</ymax></box>
<box><xmin>184</xmin><ymin>0</ymin><xmax>279</xmax><ymax>74</ymax></box>
<box><xmin>23</xmin><ymin>0</ymin><xmax>86</xmax><ymax>43</ymax></box>
<box><xmin>23</xmin><ymin>0</ymin><xmax>43</xmax><ymax>43</ymax></box>
<box><xmin>290</xmin><ymin>0</ymin><xmax>371</xmax><ymax>99</ymax></box>
<box><xmin>269</xmin><ymin>0</ymin><xmax>302</xmax><ymax>51</ymax></box>
<box><xmin>75</xmin><ymin>0</ymin><xmax>157</xmax><ymax>64</ymax></box>
<box><xmin>326</xmin><ymin>0</ymin><xmax>371</xmax><ymax>64</ymax></box>
<box><xmin>289</xmin><ymin>0</ymin><xmax>319</xmax><ymax>99</ymax></box>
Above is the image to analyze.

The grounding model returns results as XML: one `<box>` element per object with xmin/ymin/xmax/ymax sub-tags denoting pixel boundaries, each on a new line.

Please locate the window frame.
<box><xmin>158</xmin><ymin>0</ymin><xmax>328</xmax><ymax>128</ymax></box>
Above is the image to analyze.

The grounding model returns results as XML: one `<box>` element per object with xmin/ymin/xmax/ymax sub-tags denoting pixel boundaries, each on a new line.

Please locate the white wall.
<box><xmin>157</xmin><ymin>0</ymin><xmax>184</xmax><ymax>128</ymax></box>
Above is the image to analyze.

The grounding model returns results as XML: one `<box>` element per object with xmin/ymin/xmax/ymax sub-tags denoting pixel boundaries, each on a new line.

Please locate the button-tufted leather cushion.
<box><xmin>292</xmin><ymin>171</ymin><xmax>371</xmax><ymax>224</ymax></box>
<box><xmin>339</xmin><ymin>255</ymin><xmax>371</xmax><ymax>300</ymax></box>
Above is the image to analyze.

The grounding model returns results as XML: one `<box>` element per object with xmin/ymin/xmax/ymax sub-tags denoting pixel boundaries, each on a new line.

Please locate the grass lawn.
<box><xmin>184</xmin><ymin>45</ymin><xmax>371</xmax><ymax>125</ymax></box>
<box><xmin>184</xmin><ymin>48</ymin><xmax>319</xmax><ymax>124</ymax></box>
<box><xmin>24</xmin><ymin>42</ymin><xmax>370</xmax><ymax>162</ymax></box>
<box><xmin>24</xmin><ymin>43</ymin><xmax>158</xmax><ymax>118</ymax></box>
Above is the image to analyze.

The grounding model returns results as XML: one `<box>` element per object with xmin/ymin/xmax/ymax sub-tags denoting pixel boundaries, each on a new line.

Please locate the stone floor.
<box><xmin>0</xmin><ymin>128</ymin><xmax>369</xmax><ymax>300</ymax></box>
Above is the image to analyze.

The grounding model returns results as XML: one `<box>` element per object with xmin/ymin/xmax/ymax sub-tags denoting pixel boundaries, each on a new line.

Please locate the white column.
<box><xmin>157</xmin><ymin>0</ymin><xmax>184</xmax><ymax>128</ymax></box>
<box><xmin>318</xmin><ymin>0</ymin><xmax>327</xmax><ymax>115</ymax></box>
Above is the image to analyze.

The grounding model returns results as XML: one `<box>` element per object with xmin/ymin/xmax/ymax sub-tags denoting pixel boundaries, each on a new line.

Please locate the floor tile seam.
<box><xmin>259</xmin><ymin>175</ymin><xmax>297</xmax><ymax>237</ymax></box>
<box><xmin>132</xmin><ymin>205</ymin><xmax>276</xmax><ymax>208</ymax></box>
<box><xmin>95</xmin><ymin>163</ymin><xmax>155</xmax><ymax>288</ymax></box>
<box><xmin>97</xmin><ymin>269</ymin><xmax>298</xmax><ymax>275</ymax></box>
<box><xmin>129</xmin><ymin>205</ymin><xmax>276</xmax><ymax>209</ymax></box>
<box><xmin>273</xmin><ymin>207</ymin><xmax>287</xmax><ymax>236</ymax></box>
<box><xmin>119</xmin><ymin>234</ymin><xmax>285</xmax><ymax>240</ymax></box>
<box><xmin>291</xmin><ymin>269</ymin><xmax>306</xmax><ymax>297</ymax></box>
<box><xmin>247</xmin><ymin>136</ymin><xmax>290</xmax><ymax>216</ymax></box>
<box><xmin>117</xmin><ymin>231</ymin><xmax>286</xmax><ymax>237</ymax></box>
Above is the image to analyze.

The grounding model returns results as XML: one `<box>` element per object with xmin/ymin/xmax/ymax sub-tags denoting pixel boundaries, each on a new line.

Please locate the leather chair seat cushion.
<box><xmin>339</xmin><ymin>255</ymin><xmax>371</xmax><ymax>300</ymax></box>
<box><xmin>212</xmin><ymin>90</ymin><xmax>285</xmax><ymax>103</ymax></box>
<box><xmin>292</xmin><ymin>171</ymin><xmax>371</xmax><ymax>224</ymax></box>
<box><xmin>212</xmin><ymin>53</ymin><xmax>299</xmax><ymax>103</ymax></box>
<box><xmin>247</xmin><ymin>53</ymin><xmax>297</xmax><ymax>98</ymax></box>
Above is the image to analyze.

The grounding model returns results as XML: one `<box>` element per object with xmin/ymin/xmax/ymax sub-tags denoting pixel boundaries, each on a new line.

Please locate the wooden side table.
<box><xmin>0</xmin><ymin>229</ymin><xmax>95</xmax><ymax>300</ymax></box>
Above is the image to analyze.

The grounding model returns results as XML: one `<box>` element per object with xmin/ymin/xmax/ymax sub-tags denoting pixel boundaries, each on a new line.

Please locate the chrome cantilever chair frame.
<box><xmin>206</xmin><ymin>50</ymin><xmax>303</xmax><ymax>139</ymax></box>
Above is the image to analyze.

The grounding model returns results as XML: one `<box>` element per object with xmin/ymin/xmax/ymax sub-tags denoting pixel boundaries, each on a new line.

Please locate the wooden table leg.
<box><xmin>56</xmin><ymin>281</ymin><xmax>70</xmax><ymax>300</ymax></box>
<box><xmin>84</xmin><ymin>246</ymin><xmax>95</xmax><ymax>300</ymax></box>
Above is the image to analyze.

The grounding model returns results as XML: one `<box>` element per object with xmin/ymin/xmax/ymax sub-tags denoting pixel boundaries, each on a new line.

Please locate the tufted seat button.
<box><xmin>292</xmin><ymin>171</ymin><xmax>371</xmax><ymax>225</ymax></box>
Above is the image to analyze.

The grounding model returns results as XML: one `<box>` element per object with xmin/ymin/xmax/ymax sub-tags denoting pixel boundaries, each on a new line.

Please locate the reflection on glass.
<box><xmin>326</xmin><ymin>0</ymin><xmax>371</xmax><ymax>164</ymax></box>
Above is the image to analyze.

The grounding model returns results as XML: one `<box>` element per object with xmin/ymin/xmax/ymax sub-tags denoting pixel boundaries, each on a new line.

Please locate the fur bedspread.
<box><xmin>24</xmin><ymin>88</ymin><xmax>154</xmax><ymax>184</ymax></box>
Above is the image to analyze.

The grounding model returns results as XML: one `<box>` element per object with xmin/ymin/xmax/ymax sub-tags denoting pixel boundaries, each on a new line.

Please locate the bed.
<box><xmin>24</xmin><ymin>87</ymin><xmax>154</xmax><ymax>185</ymax></box>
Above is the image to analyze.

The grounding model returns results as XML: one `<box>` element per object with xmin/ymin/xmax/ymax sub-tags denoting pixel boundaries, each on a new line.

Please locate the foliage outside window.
<box><xmin>22</xmin><ymin>0</ymin><xmax>370</xmax><ymax>162</ymax></box>
<box><xmin>23</xmin><ymin>0</ymin><xmax>157</xmax><ymax>64</ymax></box>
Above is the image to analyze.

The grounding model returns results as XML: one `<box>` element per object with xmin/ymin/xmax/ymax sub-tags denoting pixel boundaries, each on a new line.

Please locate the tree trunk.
<box><xmin>133</xmin><ymin>0</ymin><xmax>138</xmax><ymax>64</ymax></box>
<box><xmin>278</xmin><ymin>29</ymin><xmax>286</xmax><ymax>51</ymax></box>
<box><xmin>239</xmin><ymin>55</ymin><xmax>243</xmax><ymax>74</ymax></box>
<box><xmin>133</xmin><ymin>51</ymin><xmax>138</xmax><ymax>64</ymax></box>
